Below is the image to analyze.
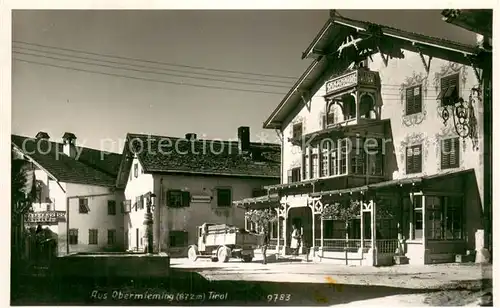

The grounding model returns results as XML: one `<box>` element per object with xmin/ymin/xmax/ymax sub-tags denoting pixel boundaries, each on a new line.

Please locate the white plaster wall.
<box><xmin>153</xmin><ymin>174</ymin><xmax>278</xmax><ymax>253</ymax></box>
<box><xmin>123</xmin><ymin>157</ymin><xmax>154</xmax><ymax>251</ymax></box>
<box><xmin>63</xmin><ymin>183</ymin><xmax>125</xmax><ymax>253</ymax></box>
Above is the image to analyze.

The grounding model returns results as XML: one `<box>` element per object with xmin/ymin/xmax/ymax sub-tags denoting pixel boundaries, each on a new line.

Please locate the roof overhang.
<box><xmin>441</xmin><ymin>9</ymin><xmax>493</xmax><ymax>39</ymax></box>
<box><xmin>263</xmin><ymin>12</ymin><xmax>490</xmax><ymax>130</ymax></box>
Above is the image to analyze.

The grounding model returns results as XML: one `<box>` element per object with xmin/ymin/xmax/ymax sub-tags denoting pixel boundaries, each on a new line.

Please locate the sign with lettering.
<box><xmin>326</xmin><ymin>71</ymin><xmax>357</xmax><ymax>95</ymax></box>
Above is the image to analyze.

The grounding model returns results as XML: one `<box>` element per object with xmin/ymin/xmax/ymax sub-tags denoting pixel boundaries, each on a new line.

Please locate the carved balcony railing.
<box><xmin>25</xmin><ymin>210</ymin><xmax>66</xmax><ymax>224</ymax></box>
<box><xmin>325</xmin><ymin>68</ymin><xmax>380</xmax><ymax>96</ymax></box>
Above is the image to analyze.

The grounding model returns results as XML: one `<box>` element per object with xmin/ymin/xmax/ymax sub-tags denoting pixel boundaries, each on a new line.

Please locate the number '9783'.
<box><xmin>267</xmin><ymin>294</ymin><xmax>291</xmax><ymax>302</ymax></box>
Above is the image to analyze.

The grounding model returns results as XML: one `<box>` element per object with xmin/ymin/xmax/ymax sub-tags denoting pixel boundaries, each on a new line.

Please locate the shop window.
<box><xmin>427</xmin><ymin>196</ymin><xmax>444</xmax><ymax>240</ymax></box>
<box><xmin>412</xmin><ymin>195</ymin><xmax>423</xmax><ymax>240</ymax></box>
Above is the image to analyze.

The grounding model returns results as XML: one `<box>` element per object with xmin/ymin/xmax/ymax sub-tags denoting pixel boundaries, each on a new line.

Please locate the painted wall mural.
<box><xmin>399</xmin><ymin>132</ymin><xmax>432</xmax><ymax>175</ymax></box>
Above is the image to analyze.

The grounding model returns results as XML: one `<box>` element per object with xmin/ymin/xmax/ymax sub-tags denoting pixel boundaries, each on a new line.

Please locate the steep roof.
<box><xmin>116</xmin><ymin>133</ymin><xmax>280</xmax><ymax>187</ymax></box>
<box><xmin>263</xmin><ymin>10</ymin><xmax>490</xmax><ymax>129</ymax></box>
<box><xmin>11</xmin><ymin>135</ymin><xmax>122</xmax><ymax>187</ymax></box>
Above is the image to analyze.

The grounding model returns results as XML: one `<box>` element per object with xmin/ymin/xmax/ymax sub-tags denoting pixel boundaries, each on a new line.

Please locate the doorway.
<box><xmin>288</xmin><ymin>207</ymin><xmax>312</xmax><ymax>248</ymax></box>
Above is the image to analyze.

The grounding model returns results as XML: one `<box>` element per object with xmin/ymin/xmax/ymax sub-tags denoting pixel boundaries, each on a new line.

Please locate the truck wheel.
<box><xmin>217</xmin><ymin>246</ymin><xmax>231</xmax><ymax>263</ymax></box>
<box><xmin>188</xmin><ymin>245</ymin><xmax>198</xmax><ymax>262</ymax></box>
<box><xmin>242</xmin><ymin>256</ymin><xmax>253</xmax><ymax>262</ymax></box>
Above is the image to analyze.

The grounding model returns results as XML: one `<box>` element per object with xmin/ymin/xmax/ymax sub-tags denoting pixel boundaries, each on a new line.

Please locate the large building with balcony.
<box><xmin>115</xmin><ymin>127</ymin><xmax>280</xmax><ymax>256</ymax></box>
<box><xmin>234</xmin><ymin>11</ymin><xmax>492</xmax><ymax>265</ymax></box>
<box><xmin>12</xmin><ymin>132</ymin><xmax>125</xmax><ymax>255</ymax></box>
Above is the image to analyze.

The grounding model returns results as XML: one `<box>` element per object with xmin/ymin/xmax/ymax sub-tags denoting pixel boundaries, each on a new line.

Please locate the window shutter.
<box><xmin>181</xmin><ymin>191</ymin><xmax>191</xmax><ymax>207</ymax></box>
<box><xmin>287</xmin><ymin>169</ymin><xmax>292</xmax><ymax>183</ymax></box>
<box><xmin>450</xmin><ymin>138</ymin><xmax>459</xmax><ymax>167</ymax></box>
<box><xmin>406</xmin><ymin>147</ymin><xmax>414</xmax><ymax>173</ymax></box>
<box><xmin>413</xmin><ymin>146</ymin><xmax>422</xmax><ymax>173</ymax></box>
<box><xmin>414</xmin><ymin>86</ymin><xmax>422</xmax><ymax>113</ymax></box>
<box><xmin>441</xmin><ymin>139</ymin><xmax>448</xmax><ymax>168</ymax></box>
<box><xmin>406</xmin><ymin>88</ymin><xmax>413</xmax><ymax>115</ymax></box>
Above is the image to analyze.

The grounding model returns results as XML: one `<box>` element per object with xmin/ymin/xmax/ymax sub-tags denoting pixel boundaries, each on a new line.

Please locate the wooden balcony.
<box><xmin>26</xmin><ymin>210</ymin><xmax>66</xmax><ymax>224</ymax></box>
<box><xmin>325</xmin><ymin>68</ymin><xmax>380</xmax><ymax>97</ymax></box>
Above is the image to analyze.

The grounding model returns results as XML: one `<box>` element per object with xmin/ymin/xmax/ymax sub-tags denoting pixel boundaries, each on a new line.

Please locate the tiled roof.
<box><xmin>122</xmin><ymin>133</ymin><xmax>281</xmax><ymax>178</ymax></box>
<box><xmin>11</xmin><ymin>135</ymin><xmax>122</xmax><ymax>187</ymax></box>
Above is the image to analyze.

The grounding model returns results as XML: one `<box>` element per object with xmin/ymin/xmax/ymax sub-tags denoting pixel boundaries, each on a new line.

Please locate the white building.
<box><xmin>115</xmin><ymin>127</ymin><xmax>280</xmax><ymax>256</ymax></box>
<box><xmin>12</xmin><ymin>132</ymin><xmax>125</xmax><ymax>255</ymax></box>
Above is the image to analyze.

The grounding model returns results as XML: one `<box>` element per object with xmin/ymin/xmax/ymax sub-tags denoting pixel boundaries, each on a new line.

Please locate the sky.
<box><xmin>11</xmin><ymin>10</ymin><xmax>478</xmax><ymax>153</ymax></box>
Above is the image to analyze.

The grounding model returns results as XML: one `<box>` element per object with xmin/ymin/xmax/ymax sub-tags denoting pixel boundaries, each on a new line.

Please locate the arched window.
<box><xmin>342</xmin><ymin>95</ymin><xmax>356</xmax><ymax>120</ymax></box>
<box><xmin>359</xmin><ymin>94</ymin><xmax>376</xmax><ymax>119</ymax></box>
<box><xmin>327</xmin><ymin>101</ymin><xmax>343</xmax><ymax>125</ymax></box>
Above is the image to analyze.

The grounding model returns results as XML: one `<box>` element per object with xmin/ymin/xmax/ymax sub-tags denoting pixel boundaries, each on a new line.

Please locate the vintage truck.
<box><xmin>187</xmin><ymin>223</ymin><xmax>260</xmax><ymax>263</ymax></box>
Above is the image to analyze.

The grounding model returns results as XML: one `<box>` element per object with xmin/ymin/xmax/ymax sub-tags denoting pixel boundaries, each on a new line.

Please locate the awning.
<box><xmin>233</xmin><ymin>193</ymin><xmax>280</xmax><ymax>209</ymax></box>
<box><xmin>309</xmin><ymin>168</ymin><xmax>474</xmax><ymax>198</ymax></box>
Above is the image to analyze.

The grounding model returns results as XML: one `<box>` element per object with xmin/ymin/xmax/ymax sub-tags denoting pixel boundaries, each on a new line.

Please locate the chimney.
<box><xmin>35</xmin><ymin>131</ymin><xmax>50</xmax><ymax>140</ymax></box>
<box><xmin>185</xmin><ymin>133</ymin><xmax>197</xmax><ymax>140</ymax></box>
<box><xmin>62</xmin><ymin>132</ymin><xmax>77</xmax><ymax>158</ymax></box>
<box><xmin>35</xmin><ymin>131</ymin><xmax>50</xmax><ymax>153</ymax></box>
<box><xmin>238</xmin><ymin>126</ymin><xmax>250</xmax><ymax>153</ymax></box>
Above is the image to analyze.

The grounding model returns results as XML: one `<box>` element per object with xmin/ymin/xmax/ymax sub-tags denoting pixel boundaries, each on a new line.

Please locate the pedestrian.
<box><xmin>260</xmin><ymin>226</ymin><xmax>270</xmax><ymax>264</ymax></box>
<box><xmin>290</xmin><ymin>225</ymin><xmax>301</xmax><ymax>256</ymax></box>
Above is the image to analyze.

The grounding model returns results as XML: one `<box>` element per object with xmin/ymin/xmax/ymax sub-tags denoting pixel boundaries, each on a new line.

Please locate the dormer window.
<box><xmin>437</xmin><ymin>73</ymin><xmax>460</xmax><ymax>106</ymax></box>
<box><xmin>292</xmin><ymin>123</ymin><xmax>303</xmax><ymax>139</ymax></box>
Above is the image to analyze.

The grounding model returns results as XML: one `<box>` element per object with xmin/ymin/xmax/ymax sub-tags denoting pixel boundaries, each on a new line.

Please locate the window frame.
<box><xmin>78</xmin><ymin>198</ymin><xmax>90</xmax><ymax>214</ymax></box>
<box><xmin>107</xmin><ymin>229</ymin><xmax>117</xmax><ymax>245</ymax></box>
<box><xmin>437</xmin><ymin>73</ymin><xmax>460</xmax><ymax>106</ymax></box>
<box><xmin>412</xmin><ymin>194</ymin><xmax>424</xmax><ymax>240</ymax></box>
<box><xmin>69</xmin><ymin>228</ymin><xmax>78</xmax><ymax>245</ymax></box>
<box><xmin>292</xmin><ymin>122</ymin><xmax>303</xmax><ymax>139</ymax></box>
<box><xmin>406</xmin><ymin>144</ymin><xmax>423</xmax><ymax>174</ymax></box>
<box><xmin>405</xmin><ymin>84</ymin><xmax>423</xmax><ymax>115</ymax></box>
<box><xmin>166</xmin><ymin>190</ymin><xmax>191</xmax><ymax>208</ymax></box>
<box><xmin>216</xmin><ymin>188</ymin><xmax>232</xmax><ymax>207</ymax></box>
<box><xmin>441</xmin><ymin>137</ymin><xmax>460</xmax><ymax>169</ymax></box>
<box><xmin>287</xmin><ymin>167</ymin><xmax>301</xmax><ymax>183</ymax></box>
<box><xmin>107</xmin><ymin>200</ymin><xmax>117</xmax><ymax>215</ymax></box>
<box><xmin>88</xmin><ymin>229</ymin><xmax>98</xmax><ymax>245</ymax></box>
